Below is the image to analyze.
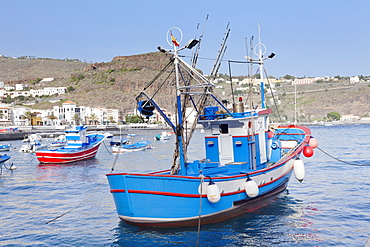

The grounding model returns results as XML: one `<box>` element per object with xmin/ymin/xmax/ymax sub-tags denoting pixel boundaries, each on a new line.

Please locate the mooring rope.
<box><xmin>316</xmin><ymin>146</ymin><xmax>370</xmax><ymax>166</ymax></box>
<box><xmin>46</xmin><ymin>146</ymin><xmax>121</xmax><ymax>224</ymax></box>
<box><xmin>196</xmin><ymin>174</ymin><xmax>205</xmax><ymax>247</ymax></box>
<box><xmin>2</xmin><ymin>162</ymin><xmax>14</xmax><ymax>170</ymax></box>
<box><xmin>102</xmin><ymin>141</ymin><xmax>112</xmax><ymax>155</ymax></box>
<box><xmin>45</xmin><ymin>179</ymin><xmax>107</xmax><ymax>224</ymax></box>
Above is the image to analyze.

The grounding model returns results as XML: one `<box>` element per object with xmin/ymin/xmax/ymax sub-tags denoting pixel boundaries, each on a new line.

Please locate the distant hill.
<box><xmin>0</xmin><ymin>56</ymin><xmax>88</xmax><ymax>82</ymax></box>
<box><xmin>1</xmin><ymin>53</ymin><xmax>370</xmax><ymax>122</ymax></box>
<box><xmin>0</xmin><ymin>52</ymin><xmax>180</xmax><ymax>114</ymax></box>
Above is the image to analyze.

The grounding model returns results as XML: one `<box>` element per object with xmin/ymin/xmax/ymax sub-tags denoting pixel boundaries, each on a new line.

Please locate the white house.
<box><xmin>292</xmin><ymin>78</ymin><xmax>315</xmax><ymax>85</ymax></box>
<box><xmin>350</xmin><ymin>76</ymin><xmax>360</xmax><ymax>84</ymax></box>
<box><xmin>15</xmin><ymin>84</ymin><xmax>24</xmax><ymax>91</ymax></box>
<box><xmin>0</xmin><ymin>106</ymin><xmax>12</xmax><ymax>126</ymax></box>
<box><xmin>40</xmin><ymin>78</ymin><xmax>54</xmax><ymax>83</ymax></box>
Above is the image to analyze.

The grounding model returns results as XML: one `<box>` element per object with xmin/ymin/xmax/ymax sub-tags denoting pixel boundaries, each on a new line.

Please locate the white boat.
<box><xmin>154</xmin><ymin>131</ymin><xmax>172</xmax><ymax>141</ymax></box>
<box><xmin>22</xmin><ymin>133</ymin><xmax>42</xmax><ymax>143</ymax></box>
<box><xmin>19</xmin><ymin>141</ymin><xmax>47</xmax><ymax>153</ymax></box>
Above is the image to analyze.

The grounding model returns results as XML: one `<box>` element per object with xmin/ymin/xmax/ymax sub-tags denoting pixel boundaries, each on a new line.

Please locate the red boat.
<box><xmin>36</xmin><ymin>126</ymin><xmax>106</xmax><ymax>164</ymax></box>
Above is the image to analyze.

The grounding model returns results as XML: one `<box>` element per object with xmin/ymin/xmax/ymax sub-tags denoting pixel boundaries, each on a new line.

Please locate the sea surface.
<box><xmin>1</xmin><ymin>125</ymin><xmax>370</xmax><ymax>246</ymax></box>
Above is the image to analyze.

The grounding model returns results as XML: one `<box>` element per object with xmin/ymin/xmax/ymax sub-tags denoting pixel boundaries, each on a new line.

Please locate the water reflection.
<box><xmin>110</xmin><ymin>191</ymin><xmax>323</xmax><ymax>246</ymax></box>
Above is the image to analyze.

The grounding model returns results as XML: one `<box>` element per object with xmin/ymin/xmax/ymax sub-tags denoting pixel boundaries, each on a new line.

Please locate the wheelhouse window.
<box><xmin>220</xmin><ymin>124</ymin><xmax>229</xmax><ymax>134</ymax></box>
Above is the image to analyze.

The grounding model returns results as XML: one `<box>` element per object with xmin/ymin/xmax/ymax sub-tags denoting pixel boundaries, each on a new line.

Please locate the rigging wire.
<box><xmin>263</xmin><ymin>67</ymin><xmax>283</xmax><ymax>122</ymax></box>
<box><xmin>191</xmin><ymin>14</ymin><xmax>208</xmax><ymax>68</ymax></box>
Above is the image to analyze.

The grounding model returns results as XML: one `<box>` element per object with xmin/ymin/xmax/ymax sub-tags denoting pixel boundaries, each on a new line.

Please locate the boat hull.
<box><xmin>107</xmin><ymin>157</ymin><xmax>296</xmax><ymax>228</ymax></box>
<box><xmin>111</xmin><ymin>140</ymin><xmax>152</xmax><ymax>153</ymax></box>
<box><xmin>119</xmin><ymin>179</ymin><xmax>288</xmax><ymax>228</ymax></box>
<box><xmin>36</xmin><ymin>145</ymin><xmax>101</xmax><ymax>163</ymax></box>
<box><xmin>0</xmin><ymin>154</ymin><xmax>11</xmax><ymax>163</ymax></box>
<box><xmin>36</xmin><ymin>140</ymin><xmax>104</xmax><ymax>164</ymax></box>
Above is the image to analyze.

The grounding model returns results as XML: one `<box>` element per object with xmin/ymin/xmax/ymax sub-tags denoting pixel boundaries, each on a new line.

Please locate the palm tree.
<box><xmin>108</xmin><ymin>116</ymin><xmax>116</xmax><ymax>124</ymax></box>
<box><xmin>48</xmin><ymin>113</ymin><xmax>57</xmax><ymax>126</ymax></box>
<box><xmin>89</xmin><ymin>113</ymin><xmax>98</xmax><ymax>125</ymax></box>
<box><xmin>73</xmin><ymin>114</ymin><xmax>81</xmax><ymax>125</ymax></box>
<box><xmin>22</xmin><ymin>111</ymin><xmax>33</xmax><ymax>127</ymax></box>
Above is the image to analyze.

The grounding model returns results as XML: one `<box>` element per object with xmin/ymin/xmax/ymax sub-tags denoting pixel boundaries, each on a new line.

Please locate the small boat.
<box><xmin>111</xmin><ymin>140</ymin><xmax>152</xmax><ymax>153</ymax></box>
<box><xmin>50</xmin><ymin>135</ymin><xmax>67</xmax><ymax>147</ymax></box>
<box><xmin>106</xmin><ymin>27</ymin><xmax>317</xmax><ymax>228</ymax></box>
<box><xmin>105</xmin><ymin>132</ymin><xmax>114</xmax><ymax>138</ymax></box>
<box><xmin>154</xmin><ymin>131</ymin><xmax>172</xmax><ymax>141</ymax></box>
<box><xmin>19</xmin><ymin>140</ymin><xmax>47</xmax><ymax>153</ymax></box>
<box><xmin>0</xmin><ymin>154</ymin><xmax>13</xmax><ymax>174</ymax></box>
<box><xmin>35</xmin><ymin>125</ymin><xmax>106</xmax><ymax>164</ymax></box>
<box><xmin>22</xmin><ymin>133</ymin><xmax>42</xmax><ymax>143</ymax></box>
<box><xmin>109</xmin><ymin>126</ymin><xmax>130</xmax><ymax>146</ymax></box>
<box><xmin>0</xmin><ymin>154</ymin><xmax>11</xmax><ymax>163</ymax></box>
<box><xmin>110</xmin><ymin>138</ymin><xmax>129</xmax><ymax>146</ymax></box>
<box><xmin>0</xmin><ymin>144</ymin><xmax>11</xmax><ymax>152</ymax></box>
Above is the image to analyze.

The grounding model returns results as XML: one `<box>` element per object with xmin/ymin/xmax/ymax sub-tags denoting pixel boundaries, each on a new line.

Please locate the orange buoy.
<box><xmin>303</xmin><ymin>145</ymin><xmax>314</xmax><ymax>157</ymax></box>
<box><xmin>309</xmin><ymin>136</ymin><xmax>318</xmax><ymax>149</ymax></box>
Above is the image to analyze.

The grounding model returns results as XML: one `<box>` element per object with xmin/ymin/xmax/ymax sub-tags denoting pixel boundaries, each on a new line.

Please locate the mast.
<box><xmin>257</xmin><ymin>23</ymin><xmax>266</xmax><ymax>109</ymax></box>
<box><xmin>294</xmin><ymin>83</ymin><xmax>297</xmax><ymax>124</ymax></box>
<box><xmin>173</xmin><ymin>38</ymin><xmax>187</xmax><ymax>175</ymax></box>
<box><xmin>246</xmin><ymin>23</ymin><xmax>275</xmax><ymax>110</ymax></box>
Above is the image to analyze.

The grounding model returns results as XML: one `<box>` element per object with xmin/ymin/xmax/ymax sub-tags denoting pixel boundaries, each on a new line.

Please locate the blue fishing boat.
<box><xmin>106</xmin><ymin>27</ymin><xmax>317</xmax><ymax>227</ymax></box>
<box><xmin>0</xmin><ymin>154</ymin><xmax>13</xmax><ymax>174</ymax></box>
<box><xmin>111</xmin><ymin>140</ymin><xmax>152</xmax><ymax>153</ymax></box>
<box><xmin>0</xmin><ymin>154</ymin><xmax>11</xmax><ymax>163</ymax></box>
<box><xmin>109</xmin><ymin>138</ymin><xmax>129</xmax><ymax>146</ymax></box>
<box><xmin>0</xmin><ymin>144</ymin><xmax>11</xmax><ymax>152</ymax></box>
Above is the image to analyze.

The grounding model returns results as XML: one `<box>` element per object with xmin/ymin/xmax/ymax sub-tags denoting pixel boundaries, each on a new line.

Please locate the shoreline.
<box><xmin>1</xmin><ymin>121</ymin><xmax>369</xmax><ymax>141</ymax></box>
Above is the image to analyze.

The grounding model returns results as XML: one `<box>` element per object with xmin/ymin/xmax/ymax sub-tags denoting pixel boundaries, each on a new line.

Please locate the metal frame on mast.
<box><xmin>157</xmin><ymin>27</ymin><xmax>200</xmax><ymax>175</ymax></box>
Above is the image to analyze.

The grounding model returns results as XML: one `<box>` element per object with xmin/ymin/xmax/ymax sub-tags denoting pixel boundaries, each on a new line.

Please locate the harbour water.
<box><xmin>1</xmin><ymin>125</ymin><xmax>370</xmax><ymax>246</ymax></box>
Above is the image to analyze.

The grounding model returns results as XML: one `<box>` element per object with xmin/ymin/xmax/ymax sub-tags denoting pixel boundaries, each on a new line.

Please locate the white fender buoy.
<box><xmin>245</xmin><ymin>176</ymin><xmax>259</xmax><ymax>198</ymax></box>
<box><xmin>294</xmin><ymin>158</ymin><xmax>305</xmax><ymax>182</ymax></box>
<box><xmin>9</xmin><ymin>163</ymin><xmax>17</xmax><ymax>170</ymax></box>
<box><xmin>206</xmin><ymin>179</ymin><xmax>220</xmax><ymax>203</ymax></box>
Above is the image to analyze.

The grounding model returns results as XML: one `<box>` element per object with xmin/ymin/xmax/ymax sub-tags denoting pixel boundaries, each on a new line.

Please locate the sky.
<box><xmin>1</xmin><ymin>0</ymin><xmax>369</xmax><ymax>78</ymax></box>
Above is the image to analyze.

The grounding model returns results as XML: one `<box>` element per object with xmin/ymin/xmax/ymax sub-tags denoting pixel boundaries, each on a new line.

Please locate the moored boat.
<box><xmin>0</xmin><ymin>144</ymin><xmax>11</xmax><ymax>152</ymax></box>
<box><xmin>35</xmin><ymin>125</ymin><xmax>106</xmax><ymax>164</ymax></box>
<box><xmin>19</xmin><ymin>140</ymin><xmax>47</xmax><ymax>153</ymax></box>
<box><xmin>154</xmin><ymin>131</ymin><xmax>172</xmax><ymax>141</ymax></box>
<box><xmin>0</xmin><ymin>154</ymin><xmax>13</xmax><ymax>174</ymax></box>
<box><xmin>106</xmin><ymin>27</ymin><xmax>317</xmax><ymax>227</ymax></box>
<box><xmin>111</xmin><ymin>140</ymin><xmax>152</xmax><ymax>153</ymax></box>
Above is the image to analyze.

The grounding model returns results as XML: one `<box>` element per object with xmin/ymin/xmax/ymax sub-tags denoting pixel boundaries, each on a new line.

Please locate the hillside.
<box><xmin>0</xmin><ymin>56</ymin><xmax>88</xmax><ymax>83</ymax></box>
<box><xmin>1</xmin><ymin>53</ymin><xmax>370</xmax><ymax>122</ymax></box>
